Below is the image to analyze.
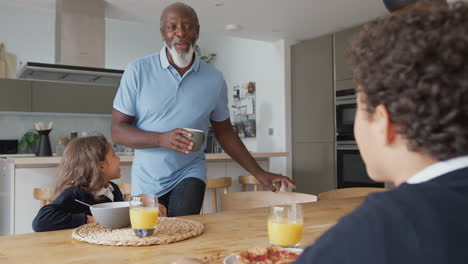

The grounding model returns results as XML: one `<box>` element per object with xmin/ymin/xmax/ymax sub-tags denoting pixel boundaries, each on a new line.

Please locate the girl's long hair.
<box><xmin>54</xmin><ymin>135</ymin><xmax>109</xmax><ymax>199</ymax></box>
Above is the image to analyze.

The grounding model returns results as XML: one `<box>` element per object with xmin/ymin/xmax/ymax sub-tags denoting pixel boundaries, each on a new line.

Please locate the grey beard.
<box><xmin>165</xmin><ymin>43</ymin><xmax>195</xmax><ymax>68</ymax></box>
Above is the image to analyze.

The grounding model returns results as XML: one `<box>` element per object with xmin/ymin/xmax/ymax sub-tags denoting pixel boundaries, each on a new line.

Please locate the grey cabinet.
<box><xmin>0</xmin><ymin>79</ymin><xmax>31</xmax><ymax>112</ymax></box>
<box><xmin>0</xmin><ymin>79</ymin><xmax>118</xmax><ymax>114</ymax></box>
<box><xmin>292</xmin><ymin>35</ymin><xmax>334</xmax><ymax>143</ymax></box>
<box><xmin>291</xmin><ymin>34</ymin><xmax>335</xmax><ymax>195</ymax></box>
<box><xmin>334</xmin><ymin>25</ymin><xmax>362</xmax><ymax>81</ymax></box>
<box><xmin>336</xmin><ymin>79</ymin><xmax>355</xmax><ymax>93</ymax></box>
<box><xmin>31</xmin><ymin>81</ymin><xmax>117</xmax><ymax>114</ymax></box>
<box><xmin>293</xmin><ymin>142</ymin><xmax>335</xmax><ymax>195</ymax></box>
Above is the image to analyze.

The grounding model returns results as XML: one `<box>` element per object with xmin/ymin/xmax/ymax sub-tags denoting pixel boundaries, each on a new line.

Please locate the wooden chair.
<box><xmin>33</xmin><ymin>188</ymin><xmax>55</xmax><ymax>207</ymax></box>
<box><xmin>221</xmin><ymin>191</ymin><xmax>317</xmax><ymax>211</ymax></box>
<box><xmin>206</xmin><ymin>177</ymin><xmax>232</xmax><ymax>213</ymax></box>
<box><xmin>117</xmin><ymin>183</ymin><xmax>132</xmax><ymax>201</ymax></box>
<box><xmin>318</xmin><ymin>187</ymin><xmax>389</xmax><ymax>201</ymax></box>
<box><xmin>239</xmin><ymin>175</ymin><xmax>267</xmax><ymax>191</ymax></box>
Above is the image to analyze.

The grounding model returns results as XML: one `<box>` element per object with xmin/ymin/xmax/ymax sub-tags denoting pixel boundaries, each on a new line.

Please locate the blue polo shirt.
<box><xmin>113</xmin><ymin>47</ymin><xmax>230</xmax><ymax>196</ymax></box>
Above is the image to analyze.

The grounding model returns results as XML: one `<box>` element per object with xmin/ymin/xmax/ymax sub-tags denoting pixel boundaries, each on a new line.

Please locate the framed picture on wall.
<box><xmin>235</xmin><ymin>122</ymin><xmax>246</xmax><ymax>138</ymax></box>
<box><xmin>232</xmin><ymin>81</ymin><xmax>256</xmax><ymax>138</ymax></box>
<box><xmin>244</xmin><ymin>119</ymin><xmax>256</xmax><ymax>138</ymax></box>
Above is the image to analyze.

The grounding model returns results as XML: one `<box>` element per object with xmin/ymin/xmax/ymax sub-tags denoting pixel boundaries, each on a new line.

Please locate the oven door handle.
<box><xmin>335</xmin><ymin>98</ymin><xmax>356</xmax><ymax>105</ymax></box>
<box><xmin>337</xmin><ymin>145</ymin><xmax>359</xmax><ymax>150</ymax></box>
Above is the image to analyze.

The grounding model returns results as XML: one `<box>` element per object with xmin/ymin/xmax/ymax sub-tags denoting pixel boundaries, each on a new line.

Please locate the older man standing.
<box><xmin>111</xmin><ymin>2</ymin><xmax>294</xmax><ymax>217</ymax></box>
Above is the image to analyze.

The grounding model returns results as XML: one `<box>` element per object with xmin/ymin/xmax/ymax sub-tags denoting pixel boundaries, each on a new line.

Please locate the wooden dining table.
<box><xmin>0</xmin><ymin>197</ymin><xmax>364</xmax><ymax>264</ymax></box>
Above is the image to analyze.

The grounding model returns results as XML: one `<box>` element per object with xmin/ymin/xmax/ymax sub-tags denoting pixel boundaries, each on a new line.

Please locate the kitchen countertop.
<box><xmin>5</xmin><ymin>152</ymin><xmax>288</xmax><ymax>168</ymax></box>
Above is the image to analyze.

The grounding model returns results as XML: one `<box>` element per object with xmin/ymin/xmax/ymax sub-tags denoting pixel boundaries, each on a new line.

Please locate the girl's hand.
<box><xmin>86</xmin><ymin>215</ymin><xmax>96</xmax><ymax>223</ymax></box>
<box><xmin>159</xmin><ymin>204</ymin><xmax>167</xmax><ymax>217</ymax></box>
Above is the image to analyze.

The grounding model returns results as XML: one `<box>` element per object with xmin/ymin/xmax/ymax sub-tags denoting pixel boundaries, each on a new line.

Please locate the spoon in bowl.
<box><xmin>75</xmin><ymin>199</ymin><xmax>92</xmax><ymax>207</ymax></box>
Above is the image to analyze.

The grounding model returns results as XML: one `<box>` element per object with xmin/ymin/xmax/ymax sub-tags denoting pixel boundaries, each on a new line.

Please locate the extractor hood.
<box><xmin>18</xmin><ymin>0</ymin><xmax>123</xmax><ymax>86</ymax></box>
<box><xmin>18</xmin><ymin>62</ymin><xmax>123</xmax><ymax>86</ymax></box>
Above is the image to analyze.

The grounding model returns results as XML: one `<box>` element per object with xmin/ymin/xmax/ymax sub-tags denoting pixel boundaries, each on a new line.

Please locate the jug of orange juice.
<box><xmin>130</xmin><ymin>194</ymin><xmax>159</xmax><ymax>237</ymax></box>
<box><xmin>268</xmin><ymin>204</ymin><xmax>303</xmax><ymax>247</ymax></box>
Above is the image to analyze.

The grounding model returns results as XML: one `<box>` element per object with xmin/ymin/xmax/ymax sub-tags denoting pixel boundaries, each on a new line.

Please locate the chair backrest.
<box><xmin>206</xmin><ymin>177</ymin><xmax>232</xmax><ymax>213</ymax></box>
<box><xmin>117</xmin><ymin>183</ymin><xmax>132</xmax><ymax>201</ymax></box>
<box><xmin>238</xmin><ymin>175</ymin><xmax>267</xmax><ymax>191</ymax></box>
<box><xmin>318</xmin><ymin>187</ymin><xmax>389</xmax><ymax>201</ymax></box>
<box><xmin>33</xmin><ymin>188</ymin><xmax>55</xmax><ymax>207</ymax></box>
<box><xmin>221</xmin><ymin>191</ymin><xmax>317</xmax><ymax>211</ymax></box>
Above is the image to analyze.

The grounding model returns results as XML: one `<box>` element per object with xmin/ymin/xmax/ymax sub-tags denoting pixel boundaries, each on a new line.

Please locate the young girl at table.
<box><xmin>32</xmin><ymin>135</ymin><xmax>125</xmax><ymax>232</ymax></box>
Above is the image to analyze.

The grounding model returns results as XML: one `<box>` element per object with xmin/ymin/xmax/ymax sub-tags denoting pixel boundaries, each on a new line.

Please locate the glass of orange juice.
<box><xmin>129</xmin><ymin>194</ymin><xmax>159</xmax><ymax>237</ymax></box>
<box><xmin>268</xmin><ymin>204</ymin><xmax>303</xmax><ymax>248</ymax></box>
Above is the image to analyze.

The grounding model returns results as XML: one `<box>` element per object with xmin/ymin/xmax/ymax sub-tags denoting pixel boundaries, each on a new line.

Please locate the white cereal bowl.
<box><xmin>90</xmin><ymin>201</ymin><xmax>131</xmax><ymax>229</ymax></box>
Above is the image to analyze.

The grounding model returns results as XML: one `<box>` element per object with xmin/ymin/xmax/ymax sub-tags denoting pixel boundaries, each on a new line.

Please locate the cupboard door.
<box><xmin>334</xmin><ymin>26</ymin><xmax>361</xmax><ymax>81</ymax></box>
<box><xmin>293</xmin><ymin>142</ymin><xmax>335</xmax><ymax>195</ymax></box>
<box><xmin>31</xmin><ymin>81</ymin><xmax>117</xmax><ymax>114</ymax></box>
<box><xmin>0</xmin><ymin>79</ymin><xmax>31</xmax><ymax>112</ymax></box>
<box><xmin>292</xmin><ymin>35</ymin><xmax>334</xmax><ymax>143</ymax></box>
<box><xmin>292</xmin><ymin>35</ymin><xmax>335</xmax><ymax>195</ymax></box>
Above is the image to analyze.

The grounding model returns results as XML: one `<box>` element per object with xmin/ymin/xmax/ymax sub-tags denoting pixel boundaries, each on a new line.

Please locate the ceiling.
<box><xmin>0</xmin><ymin>0</ymin><xmax>390</xmax><ymax>41</ymax></box>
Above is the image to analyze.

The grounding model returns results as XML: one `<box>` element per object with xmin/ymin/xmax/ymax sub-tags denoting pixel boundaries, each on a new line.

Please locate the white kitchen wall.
<box><xmin>105</xmin><ymin>18</ymin><xmax>162</xmax><ymax>69</ymax></box>
<box><xmin>197</xmin><ymin>35</ymin><xmax>288</xmax><ymax>176</ymax></box>
<box><xmin>0</xmin><ymin>112</ymin><xmax>112</xmax><ymax>153</ymax></box>
<box><xmin>0</xmin><ymin>4</ymin><xmax>55</xmax><ymax>72</ymax></box>
<box><xmin>0</xmin><ymin>3</ymin><xmax>290</xmax><ymax>176</ymax></box>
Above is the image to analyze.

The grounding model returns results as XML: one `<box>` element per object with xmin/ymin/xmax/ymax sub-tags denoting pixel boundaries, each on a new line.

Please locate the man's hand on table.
<box><xmin>255</xmin><ymin>171</ymin><xmax>296</xmax><ymax>192</ymax></box>
<box><xmin>158</xmin><ymin>129</ymin><xmax>194</xmax><ymax>154</ymax></box>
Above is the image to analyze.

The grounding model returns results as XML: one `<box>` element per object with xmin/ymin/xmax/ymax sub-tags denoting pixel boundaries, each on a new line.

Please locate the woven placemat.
<box><xmin>72</xmin><ymin>217</ymin><xmax>205</xmax><ymax>246</ymax></box>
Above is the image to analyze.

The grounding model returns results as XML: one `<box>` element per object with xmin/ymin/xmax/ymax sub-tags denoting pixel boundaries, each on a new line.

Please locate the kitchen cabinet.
<box><xmin>334</xmin><ymin>25</ymin><xmax>362</xmax><ymax>81</ymax></box>
<box><xmin>336</xmin><ymin>78</ymin><xmax>355</xmax><ymax>93</ymax></box>
<box><xmin>31</xmin><ymin>81</ymin><xmax>117</xmax><ymax>114</ymax></box>
<box><xmin>292</xmin><ymin>35</ymin><xmax>334</xmax><ymax>143</ymax></box>
<box><xmin>293</xmin><ymin>142</ymin><xmax>335</xmax><ymax>195</ymax></box>
<box><xmin>0</xmin><ymin>79</ymin><xmax>117</xmax><ymax>114</ymax></box>
<box><xmin>0</xmin><ymin>79</ymin><xmax>31</xmax><ymax>112</ymax></box>
<box><xmin>291</xmin><ymin>34</ymin><xmax>335</xmax><ymax>195</ymax></box>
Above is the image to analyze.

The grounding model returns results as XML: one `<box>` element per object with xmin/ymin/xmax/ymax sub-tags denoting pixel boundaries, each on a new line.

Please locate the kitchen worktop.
<box><xmin>5</xmin><ymin>152</ymin><xmax>288</xmax><ymax>168</ymax></box>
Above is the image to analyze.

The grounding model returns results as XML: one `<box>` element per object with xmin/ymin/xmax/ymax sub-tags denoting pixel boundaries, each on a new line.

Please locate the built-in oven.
<box><xmin>336</xmin><ymin>89</ymin><xmax>356</xmax><ymax>141</ymax></box>
<box><xmin>335</xmin><ymin>88</ymin><xmax>384</xmax><ymax>189</ymax></box>
<box><xmin>336</xmin><ymin>142</ymin><xmax>384</xmax><ymax>188</ymax></box>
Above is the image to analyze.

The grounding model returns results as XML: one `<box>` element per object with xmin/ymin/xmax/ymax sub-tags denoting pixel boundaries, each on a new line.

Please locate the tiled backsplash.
<box><xmin>0</xmin><ymin>112</ymin><xmax>112</xmax><ymax>154</ymax></box>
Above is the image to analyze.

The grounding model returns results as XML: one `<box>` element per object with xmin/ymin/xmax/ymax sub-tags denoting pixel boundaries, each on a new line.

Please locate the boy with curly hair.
<box><xmin>296</xmin><ymin>1</ymin><xmax>468</xmax><ymax>263</ymax></box>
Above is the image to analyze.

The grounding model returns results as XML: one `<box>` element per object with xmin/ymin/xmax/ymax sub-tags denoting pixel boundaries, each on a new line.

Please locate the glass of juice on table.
<box><xmin>130</xmin><ymin>194</ymin><xmax>159</xmax><ymax>237</ymax></box>
<box><xmin>268</xmin><ymin>204</ymin><xmax>303</xmax><ymax>248</ymax></box>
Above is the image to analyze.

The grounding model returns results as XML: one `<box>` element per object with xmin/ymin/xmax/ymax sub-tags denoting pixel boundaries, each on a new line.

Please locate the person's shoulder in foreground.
<box><xmin>296</xmin><ymin>165</ymin><xmax>468</xmax><ymax>263</ymax></box>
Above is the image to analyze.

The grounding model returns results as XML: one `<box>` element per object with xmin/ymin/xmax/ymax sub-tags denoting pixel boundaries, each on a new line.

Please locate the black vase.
<box><xmin>36</xmin><ymin>129</ymin><xmax>52</xmax><ymax>156</ymax></box>
<box><xmin>383</xmin><ymin>0</ymin><xmax>419</xmax><ymax>12</ymax></box>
